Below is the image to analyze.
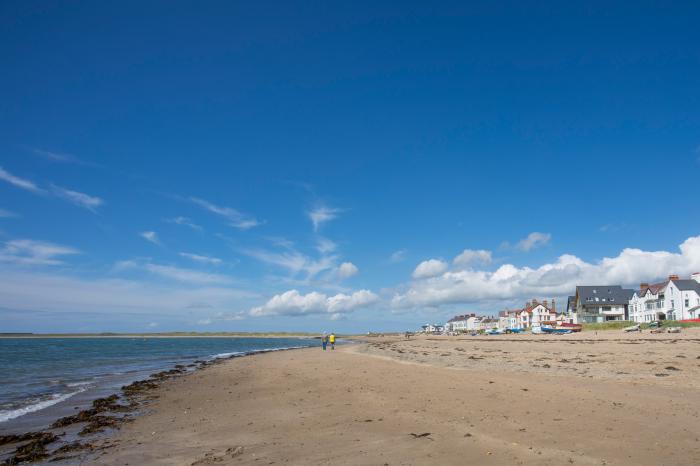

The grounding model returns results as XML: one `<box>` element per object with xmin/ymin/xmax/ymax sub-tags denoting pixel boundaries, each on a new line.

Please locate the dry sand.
<box><xmin>94</xmin><ymin>330</ymin><xmax>700</xmax><ymax>465</ymax></box>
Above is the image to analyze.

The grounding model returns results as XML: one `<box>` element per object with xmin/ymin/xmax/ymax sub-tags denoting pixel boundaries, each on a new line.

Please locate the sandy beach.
<box><xmin>72</xmin><ymin>330</ymin><xmax>700</xmax><ymax>466</ymax></box>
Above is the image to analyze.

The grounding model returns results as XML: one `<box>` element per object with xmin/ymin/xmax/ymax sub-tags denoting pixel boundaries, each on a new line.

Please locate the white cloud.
<box><xmin>242</xmin><ymin>248</ymin><xmax>337</xmax><ymax>279</ymax></box>
<box><xmin>514</xmin><ymin>232</ymin><xmax>551</xmax><ymax>252</ymax></box>
<box><xmin>250</xmin><ymin>289</ymin><xmax>378</xmax><ymax>317</ymax></box>
<box><xmin>316</xmin><ymin>237</ymin><xmax>337</xmax><ymax>254</ymax></box>
<box><xmin>118</xmin><ymin>261</ymin><xmax>232</xmax><ymax>284</ymax></box>
<box><xmin>412</xmin><ymin>259</ymin><xmax>448</xmax><ymax>279</ymax></box>
<box><xmin>147</xmin><ymin>322</ymin><xmax>159</xmax><ymax>328</ymax></box>
<box><xmin>145</xmin><ymin>263</ymin><xmax>234</xmax><ymax>284</ymax></box>
<box><xmin>337</xmin><ymin>262</ymin><xmax>359</xmax><ymax>279</ymax></box>
<box><xmin>140</xmin><ymin>231</ymin><xmax>160</xmax><ymax>245</ymax></box>
<box><xmin>0</xmin><ymin>239</ymin><xmax>79</xmax><ymax>266</ymax></box>
<box><xmin>308</xmin><ymin>206</ymin><xmax>341</xmax><ymax>231</ymax></box>
<box><xmin>190</xmin><ymin>197</ymin><xmax>260</xmax><ymax>230</ymax></box>
<box><xmin>0</xmin><ymin>167</ymin><xmax>44</xmax><ymax>194</ymax></box>
<box><xmin>50</xmin><ymin>185</ymin><xmax>103</xmax><ymax>212</ymax></box>
<box><xmin>453</xmin><ymin>249</ymin><xmax>492</xmax><ymax>268</ymax></box>
<box><xmin>179</xmin><ymin>252</ymin><xmax>222</xmax><ymax>265</ymax></box>
<box><xmin>197</xmin><ymin>318</ymin><xmax>212</xmax><ymax>325</ymax></box>
<box><xmin>167</xmin><ymin>216</ymin><xmax>203</xmax><ymax>231</ymax></box>
<box><xmin>392</xmin><ymin>235</ymin><xmax>700</xmax><ymax>310</ymax></box>
<box><xmin>389</xmin><ymin>249</ymin><xmax>407</xmax><ymax>263</ymax></box>
<box><xmin>0</xmin><ymin>208</ymin><xmax>17</xmax><ymax>218</ymax></box>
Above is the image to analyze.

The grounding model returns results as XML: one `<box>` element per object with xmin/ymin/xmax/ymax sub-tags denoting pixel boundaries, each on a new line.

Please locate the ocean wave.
<box><xmin>210</xmin><ymin>344</ymin><xmax>310</xmax><ymax>360</ymax></box>
<box><xmin>0</xmin><ymin>389</ymin><xmax>85</xmax><ymax>423</ymax></box>
<box><xmin>211</xmin><ymin>351</ymin><xmax>245</xmax><ymax>359</ymax></box>
<box><xmin>66</xmin><ymin>380</ymin><xmax>93</xmax><ymax>388</ymax></box>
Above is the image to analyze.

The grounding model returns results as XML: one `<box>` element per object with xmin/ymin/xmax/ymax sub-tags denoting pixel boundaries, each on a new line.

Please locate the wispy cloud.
<box><xmin>308</xmin><ymin>206</ymin><xmax>341</xmax><ymax>231</ymax></box>
<box><xmin>143</xmin><ymin>263</ymin><xmax>232</xmax><ymax>284</ymax></box>
<box><xmin>0</xmin><ymin>166</ymin><xmax>104</xmax><ymax>212</ymax></box>
<box><xmin>50</xmin><ymin>185</ymin><xmax>103</xmax><ymax>212</ymax></box>
<box><xmin>0</xmin><ymin>239</ymin><xmax>79</xmax><ymax>266</ymax></box>
<box><xmin>116</xmin><ymin>259</ymin><xmax>233</xmax><ymax>284</ymax></box>
<box><xmin>242</xmin><ymin>247</ymin><xmax>337</xmax><ymax>279</ymax></box>
<box><xmin>0</xmin><ymin>208</ymin><xmax>17</xmax><ymax>218</ymax></box>
<box><xmin>31</xmin><ymin>148</ymin><xmax>80</xmax><ymax>164</ymax></box>
<box><xmin>190</xmin><ymin>197</ymin><xmax>261</xmax><ymax>230</ymax></box>
<box><xmin>0</xmin><ymin>269</ymin><xmax>257</xmax><ymax>318</ymax></box>
<box><xmin>515</xmin><ymin>232</ymin><xmax>551</xmax><ymax>251</ymax></box>
<box><xmin>179</xmin><ymin>252</ymin><xmax>222</xmax><ymax>265</ymax></box>
<box><xmin>140</xmin><ymin>231</ymin><xmax>161</xmax><ymax>245</ymax></box>
<box><xmin>502</xmin><ymin>232</ymin><xmax>551</xmax><ymax>252</ymax></box>
<box><xmin>316</xmin><ymin>237</ymin><xmax>337</xmax><ymax>254</ymax></box>
<box><xmin>0</xmin><ymin>167</ymin><xmax>44</xmax><ymax>194</ymax></box>
<box><xmin>389</xmin><ymin>249</ymin><xmax>407</xmax><ymax>263</ymax></box>
<box><xmin>167</xmin><ymin>216</ymin><xmax>203</xmax><ymax>231</ymax></box>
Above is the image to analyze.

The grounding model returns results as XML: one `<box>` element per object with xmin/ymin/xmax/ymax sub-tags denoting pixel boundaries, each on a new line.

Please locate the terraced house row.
<box><xmin>565</xmin><ymin>273</ymin><xmax>700</xmax><ymax>323</ymax></box>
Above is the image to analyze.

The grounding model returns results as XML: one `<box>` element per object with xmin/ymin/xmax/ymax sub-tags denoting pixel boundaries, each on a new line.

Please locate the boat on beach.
<box><xmin>557</xmin><ymin>322</ymin><xmax>582</xmax><ymax>332</ymax></box>
<box><xmin>537</xmin><ymin>325</ymin><xmax>572</xmax><ymax>334</ymax></box>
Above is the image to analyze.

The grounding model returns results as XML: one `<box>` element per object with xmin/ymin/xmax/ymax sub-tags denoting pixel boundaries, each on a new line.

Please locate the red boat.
<box><xmin>557</xmin><ymin>322</ymin><xmax>582</xmax><ymax>332</ymax></box>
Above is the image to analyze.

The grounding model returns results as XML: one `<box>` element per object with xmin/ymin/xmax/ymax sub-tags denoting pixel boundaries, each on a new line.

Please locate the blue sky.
<box><xmin>1</xmin><ymin>1</ymin><xmax>700</xmax><ymax>333</ymax></box>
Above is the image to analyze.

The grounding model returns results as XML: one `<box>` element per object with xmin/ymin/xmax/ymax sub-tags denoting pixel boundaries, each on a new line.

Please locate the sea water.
<box><xmin>0</xmin><ymin>337</ymin><xmax>317</xmax><ymax>433</ymax></box>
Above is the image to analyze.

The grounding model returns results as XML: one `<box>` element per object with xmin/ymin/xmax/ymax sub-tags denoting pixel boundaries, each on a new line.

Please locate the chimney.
<box><xmin>543</xmin><ymin>299</ymin><xmax>549</xmax><ymax>309</ymax></box>
<box><xmin>692</xmin><ymin>272</ymin><xmax>700</xmax><ymax>284</ymax></box>
<box><xmin>552</xmin><ymin>298</ymin><xmax>556</xmax><ymax>314</ymax></box>
<box><xmin>640</xmin><ymin>282</ymin><xmax>648</xmax><ymax>291</ymax></box>
<box><xmin>669</xmin><ymin>274</ymin><xmax>679</xmax><ymax>281</ymax></box>
<box><xmin>532</xmin><ymin>298</ymin><xmax>538</xmax><ymax>305</ymax></box>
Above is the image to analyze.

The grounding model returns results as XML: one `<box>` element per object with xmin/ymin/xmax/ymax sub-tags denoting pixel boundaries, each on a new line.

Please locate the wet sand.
<box><xmin>92</xmin><ymin>330</ymin><xmax>700</xmax><ymax>465</ymax></box>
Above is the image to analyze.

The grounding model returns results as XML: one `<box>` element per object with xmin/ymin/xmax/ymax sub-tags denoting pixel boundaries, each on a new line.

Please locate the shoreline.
<box><xmin>0</xmin><ymin>342</ymin><xmax>320</xmax><ymax>464</ymax></box>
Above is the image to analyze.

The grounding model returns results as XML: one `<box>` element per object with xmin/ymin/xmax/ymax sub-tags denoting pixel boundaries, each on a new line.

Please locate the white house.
<box><xmin>500</xmin><ymin>299</ymin><xmax>557</xmax><ymax>329</ymax></box>
<box><xmin>445</xmin><ymin>314</ymin><xmax>476</xmax><ymax>333</ymax></box>
<box><xmin>477</xmin><ymin>317</ymin><xmax>499</xmax><ymax>331</ymax></box>
<box><xmin>570</xmin><ymin>286</ymin><xmax>634</xmax><ymax>323</ymax></box>
<box><xmin>421</xmin><ymin>324</ymin><xmax>444</xmax><ymax>333</ymax></box>
<box><xmin>628</xmin><ymin>273</ymin><xmax>700</xmax><ymax>323</ymax></box>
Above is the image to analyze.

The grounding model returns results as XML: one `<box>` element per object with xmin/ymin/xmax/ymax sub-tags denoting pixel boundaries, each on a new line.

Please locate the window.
<box><xmin>671</xmin><ymin>300</ymin><xmax>674</xmax><ymax>309</ymax></box>
<box><xmin>685</xmin><ymin>298</ymin><xmax>689</xmax><ymax>307</ymax></box>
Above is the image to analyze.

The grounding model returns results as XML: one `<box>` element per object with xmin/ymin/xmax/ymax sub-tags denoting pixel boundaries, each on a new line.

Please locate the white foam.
<box><xmin>211</xmin><ymin>351</ymin><xmax>245</xmax><ymax>359</ymax></box>
<box><xmin>66</xmin><ymin>380</ymin><xmax>93</xmax><ymax>388</ymax></box>
<box><xmin>0</xmin><ymin>389</ymin><xmax>85</xmax><ymax>423</ymax></box>
<box><xmin>210</xmin><ymin>345</ymin><xmax>311</xmax><ymax>360</ymax></box>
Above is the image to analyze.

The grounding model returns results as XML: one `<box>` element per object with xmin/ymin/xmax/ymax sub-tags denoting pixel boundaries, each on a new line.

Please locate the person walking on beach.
<box><xmin>322</xmin><ymin>332</ymin><xmax>328</xmax><ymax>351</ymax></box>
<box><xmin>329</xmin><ymin>332</ymin><xmax>336</xmax><ymax>350</ymax></box>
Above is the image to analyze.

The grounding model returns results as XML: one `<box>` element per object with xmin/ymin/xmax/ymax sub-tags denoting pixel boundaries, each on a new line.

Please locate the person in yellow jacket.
<box><xmin>329</xmin><ymin>332</ymin><xmax>336</xmax><ymax>350</ymax></box>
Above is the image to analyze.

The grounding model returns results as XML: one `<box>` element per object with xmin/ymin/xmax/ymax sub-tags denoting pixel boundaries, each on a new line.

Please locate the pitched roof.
<box><xmin>638</xmin><ymin>281</ymin><xmax>668</xmax><ymax>296</ymax></box>
<box><xmin>576</xmin><ymin>285</ymin><xmax>634</xmax><ymax>305</ymax></box>
<box><xmin>672</xmin><ymin>279</ymin><xmax>700</xmax><ymax>293</ymax></box>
